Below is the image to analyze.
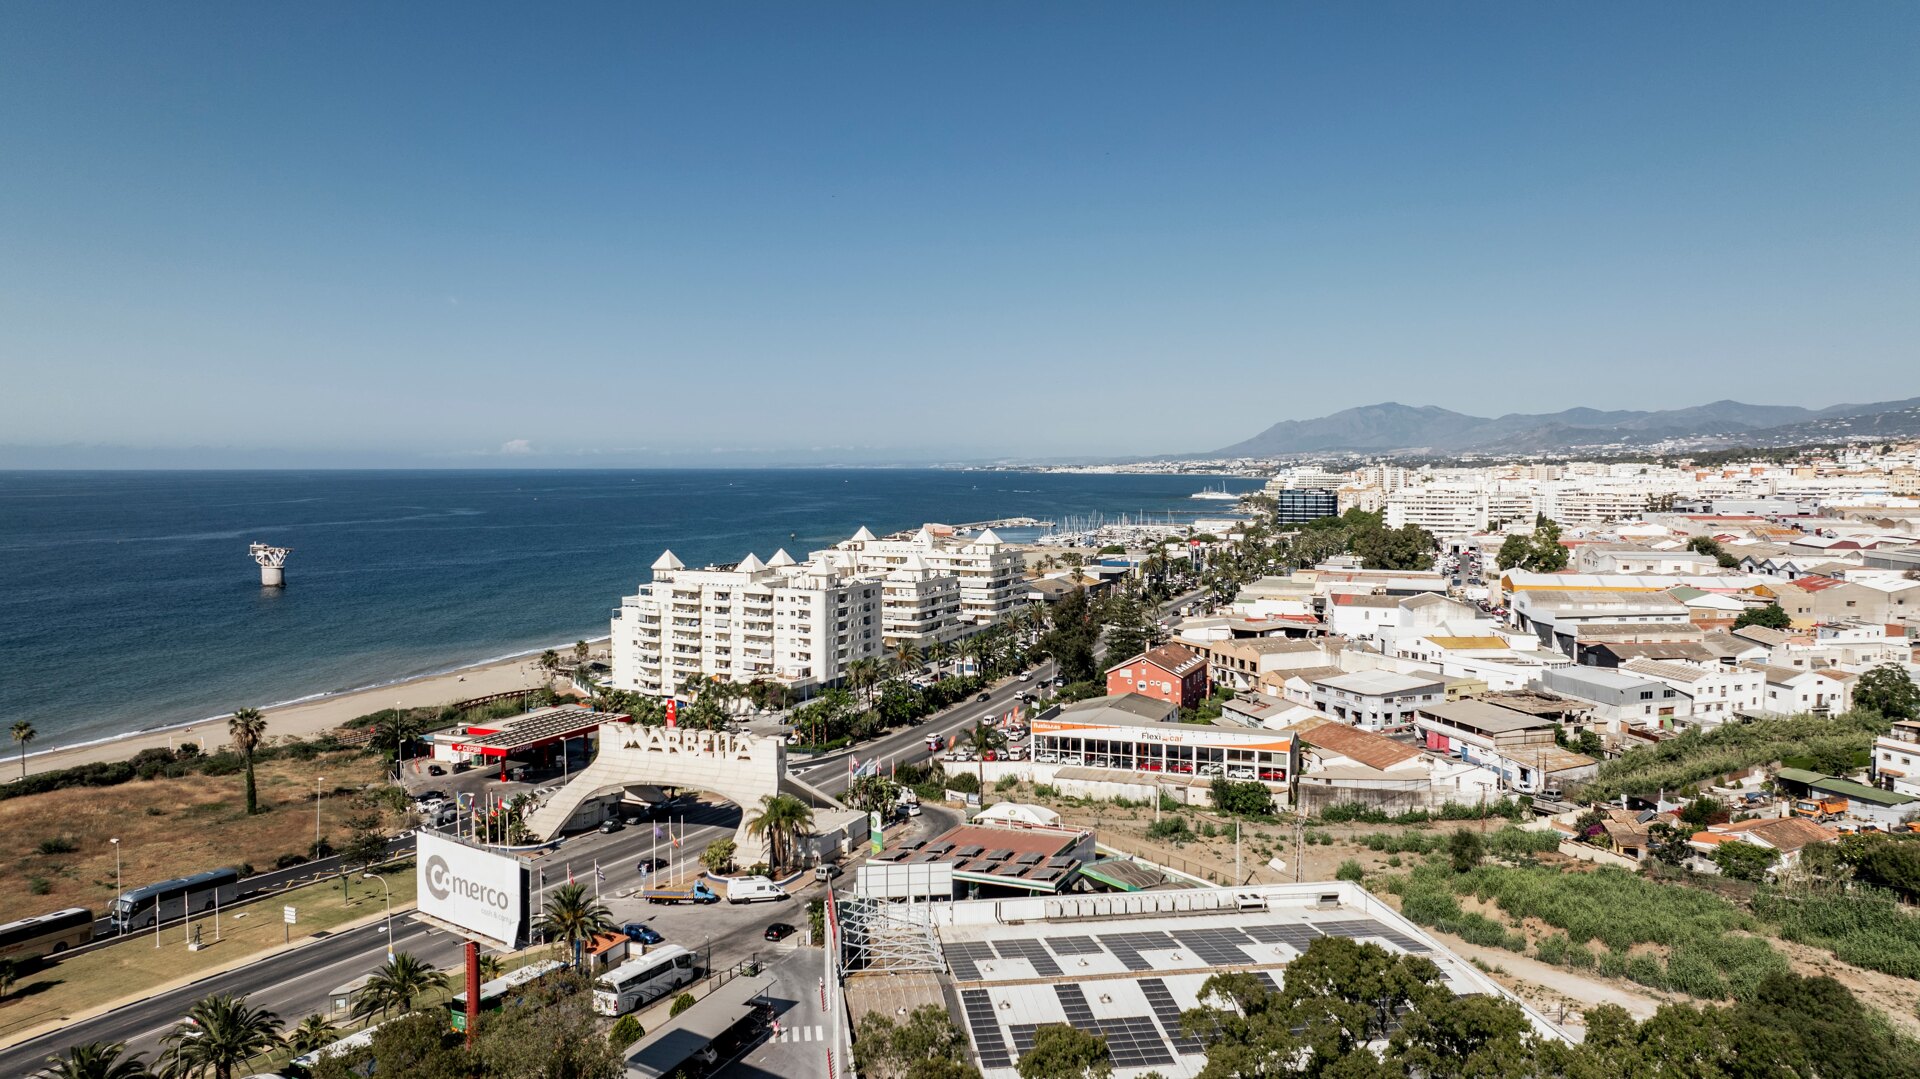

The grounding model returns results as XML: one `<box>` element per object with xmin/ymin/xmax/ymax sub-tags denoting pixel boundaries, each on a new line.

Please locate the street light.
<box><xmin>362</xmin><ymin>872</ymin><xmax>394</xmax><ymax>962</ymax></box>
<box><xmin>110</xmin><ymin>837</ymin><xmax>122</xmax><ymax>933</ymax></box>
<box><xmin>315</xmin><ymin>775</ymin><xmax>326</xmax><ymax>853</ymax></box>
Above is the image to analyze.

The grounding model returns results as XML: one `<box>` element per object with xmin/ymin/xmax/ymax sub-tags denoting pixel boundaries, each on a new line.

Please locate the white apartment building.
<box><xmin>1872</xmin><ymin>720</ymin><xmax>1920</xmax><ymax>798</ymax></box>
<box><xmin>1620</xmin><ymin>658</ymin><xmax>1765</xmax><ymax>725</ymax></box>
<box><xmin>816</xmin><ymin>525</ymin><xmax>1024</xmax><ymax>632</ymax></box>
<box><xmin>610</xmin><ymin>549</ymin><xmax>883</xmax><ymax>699</ymax></box>
<box><xmin>1384</xmin><ymin>483</ymin><xmax>1538</xmax><ymax>536</ymax></box>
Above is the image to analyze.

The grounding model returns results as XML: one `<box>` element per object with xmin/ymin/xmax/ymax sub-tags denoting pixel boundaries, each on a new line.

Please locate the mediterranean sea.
<box><xmin>0</xmin><ymin>469</ymin><xmax>1261</xmax><ymax>750</ymax></box>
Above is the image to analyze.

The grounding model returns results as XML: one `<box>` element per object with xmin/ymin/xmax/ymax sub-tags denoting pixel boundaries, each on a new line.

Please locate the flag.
<box><xmin>595</xmin><ymin>861</ymin><xmax>605</xmax><ymax>884</ymax></box>
<box><xmin>665</xmin><ymin>699</ymin><xmax>678</xmax><ymax>729</ymax></box>
<box><xmin>568</xmin><ymin>862</ymin><xmax>575</xmax><ymax>885</ymax></box>
<box><xmin>670</xmin><ymin>822</ymin><xmax>682</xmax><ymax>849</ymax></box>
<box><xmin>654</xmin><ymin>823</ymin><xmax>664</xmax><ymax>839</ymax></box>
<box><xmin>849</xmin><ymin>757</ymin><xmax>859</xmax><ymax>775</ymax></box>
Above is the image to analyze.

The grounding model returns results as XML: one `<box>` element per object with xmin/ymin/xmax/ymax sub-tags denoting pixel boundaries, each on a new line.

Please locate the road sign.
<box><xmin>283</xmin><ymin>905</ymin><xmax>297</xmax><ymax>924</ymax></box>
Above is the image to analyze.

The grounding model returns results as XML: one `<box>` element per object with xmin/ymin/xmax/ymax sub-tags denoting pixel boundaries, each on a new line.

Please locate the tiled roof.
<box><xmin>1296</xmin><ymin>723</ymin><xmax>1422</xmax><ymax>771</ymax></box>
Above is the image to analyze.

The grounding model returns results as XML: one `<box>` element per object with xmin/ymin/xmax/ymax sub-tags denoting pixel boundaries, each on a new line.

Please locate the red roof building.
<box><xmin>1105</xmin><ymin>643</ymin><xmax>1209</xmax><ymax>710</ymax></box>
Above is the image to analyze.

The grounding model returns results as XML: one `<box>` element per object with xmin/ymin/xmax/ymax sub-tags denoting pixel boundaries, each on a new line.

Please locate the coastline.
<box><xmin>16</xmin><ymin>637</ymin><xmax>608</xmax><ymax>779</ymax></box>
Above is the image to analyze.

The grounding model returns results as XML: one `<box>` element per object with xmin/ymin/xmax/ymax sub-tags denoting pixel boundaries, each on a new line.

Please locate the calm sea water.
<box><xmin>0</xmin><ymin>469</ymin><xmax>1259</xmax><ymax>750</ymax></box>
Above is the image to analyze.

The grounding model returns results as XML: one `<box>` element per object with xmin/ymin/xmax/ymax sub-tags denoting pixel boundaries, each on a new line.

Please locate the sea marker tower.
<box><xmin>249</xmin><ymin>542</ymin><xmax>291</xmax><ymax>587</ymax></box>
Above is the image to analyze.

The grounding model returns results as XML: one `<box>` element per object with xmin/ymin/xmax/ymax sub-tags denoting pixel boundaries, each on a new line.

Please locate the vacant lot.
<box><xmin>0</xmin><ymin>750</ymin><xmax>397</xmax><ymax>921</ymax></box>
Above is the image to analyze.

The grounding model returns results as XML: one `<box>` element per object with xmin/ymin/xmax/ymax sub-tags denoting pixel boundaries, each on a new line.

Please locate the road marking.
<box><xmin>776</xmin><ymin>1024</ymin><xmax>823</xmax><ymax>1043</ymax></box>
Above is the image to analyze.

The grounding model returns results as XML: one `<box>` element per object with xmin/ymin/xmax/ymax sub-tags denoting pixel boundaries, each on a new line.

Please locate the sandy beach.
<box><xmin>18</xmin><ymin>641</ymin><xmax>606</xmax><ymax>778</ymax></box>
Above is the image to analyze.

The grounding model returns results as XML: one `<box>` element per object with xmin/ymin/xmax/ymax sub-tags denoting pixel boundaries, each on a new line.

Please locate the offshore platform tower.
<box><xmin>250</xmin><ymin>542</ymin><xmax>292</xmax><ymax>587</ymax></box>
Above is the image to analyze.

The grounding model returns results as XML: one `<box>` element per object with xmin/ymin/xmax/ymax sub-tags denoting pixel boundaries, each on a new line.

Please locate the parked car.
<box><xmin>621</xmin><ymin>922</ymin><xmax>664</xmax><ymax>945</ymax></box>
<box><xmin>599</xmin><ymin>819</ymin><xmax>624</xmax><ymax>834</ymax></box>
<box><xmin>814</xmin><ymin>863</ymin><xmax>843</xmax><ymax>881</ymax></box>
<box><xmin>413</xmin><ymin>789</ymin><xmax>448</xmax><ymax>803</ymax></box>
<box><xmin>763</xmin><ymin>922</ymin><xmax>796</xmax><ymax>941</ymax></box>
<box><xmin>426</xmin><ymin>764</ymin><xmax>446</xmax><ymax>776</ymax></box>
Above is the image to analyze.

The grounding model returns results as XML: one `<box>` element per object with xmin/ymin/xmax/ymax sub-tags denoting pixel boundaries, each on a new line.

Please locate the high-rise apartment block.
<box><xmin>610</xmin><ymin>525</ymin><xmax>1024</xmax><ymax>698</ymax></box>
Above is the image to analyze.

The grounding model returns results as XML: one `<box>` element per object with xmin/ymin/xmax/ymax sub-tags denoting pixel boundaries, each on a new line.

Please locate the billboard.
<box><xmin>854</xmin><ymin>861</ymin><xmax>954</xmax><ymax>901</ymax></box>
<box><xmin>416</xmin><ymin>831</ymin><xmax>529</xmax><ymax>949</ymax></box>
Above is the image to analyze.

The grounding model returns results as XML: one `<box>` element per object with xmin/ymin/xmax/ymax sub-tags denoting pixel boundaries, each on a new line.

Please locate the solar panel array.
<box><xmin>946</xmin><ymin>941</ymin><xmax>997</xmax><ymax>981</ymax></box>
<box><xmin>1002</xmin><ymin>985</ymin><xmax>1176</xmax><ymax>1070</ymax></box>
<box><xmin>961</xmin><ymin>989</ymin><xmax>1013</xmax><ymax>1070</ymax></box>
<box><xmin>1170</xmin><ymin>927</ymin><xmax>1256</xmax><ymax>966</ymax></box>
<box><xmin>993</xmin><ymin>939</ymin><xmax>1062</xmax><ymax>977</ymax></box>
<box><xmin>1243</xmin><ymin>923</ymin><xmax>1323</xmax><ymax>950</ymax></box>
<box><xmin>1138</xmin><ymin>978</ymin><xmax>1205</xmax><ymax>1055</ymax></box>
<box><xmin>1043</xmin><ymin>935</ymin><xmax>1104</xmax><ymax>956</ymax></box>
<box><xmin>1317</xmin><ymin>918</ymin><xmax>1430</xmax><ymax>953</ymax></box>
<box><xmin>1097</xmin><ymin>931</ymin><xmax>1175</xmax><ymax>971</ymax></box>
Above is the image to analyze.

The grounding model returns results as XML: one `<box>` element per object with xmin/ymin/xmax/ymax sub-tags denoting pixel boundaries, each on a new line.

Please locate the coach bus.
<box><xmin>0</xmin><ymin>907</ymin><xmax>95</xmax><ymax>962</ymax></box>
<box><xmin>592</xmin><ymin>945</ymin><xmax>697</xmax><ymax>1016</ymax></box>
<box><xmin>110</xmin><ymin>867</ymin><xmax>241</xmax><ymax>933</ymax></box>
<box><xmin>447</xmin><ymin>959</ymin><xmax>568</xmax><ymax>1032</ymax></box>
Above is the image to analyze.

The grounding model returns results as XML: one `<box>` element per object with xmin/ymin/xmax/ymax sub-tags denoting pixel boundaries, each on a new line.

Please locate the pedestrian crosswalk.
<box><xmin>771</xmin><ymin>1024</ymin><xmax>825</xmax><ymax>1043</ymax></box>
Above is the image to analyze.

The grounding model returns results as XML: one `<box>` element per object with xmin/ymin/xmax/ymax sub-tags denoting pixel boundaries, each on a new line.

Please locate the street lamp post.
<box><xmin>315</xmin><ymin>775</ymin><xmax>325</xmax><ymax>853</ymax></box>
<box><xmin>110</xmin><ymin>837</ymin><xmax>121</xmax><ymax>934</ymax></box>
<box><xmin>362</xmin><ymin>872</ymin><xmax>394</xmax><ymax>962</ymax></box>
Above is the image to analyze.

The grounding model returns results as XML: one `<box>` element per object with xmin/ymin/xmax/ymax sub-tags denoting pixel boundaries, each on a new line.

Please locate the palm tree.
<box><xmin>350</xmin><ymin>953</ymin><xmax>449</xmax><ymax>1020</ymax></box>
<box><xmin>226</xmin><ymin>709</ymin><xmax>267</xmax><ymax>815</ymax></box>
<box><xmin>845</xmin><ymin>658</ymin><xmax>881</xmax><ymax>709</ymax></box>
<box><xmin>477</xmin><ymin>953</ymin><xmax>505</xmax><ymax>982</ymax></box>
<box><xmin>892</xmin><ymin>641</ymin><xmax>922</xmax><ymax>677</ymax></box>
<box><xmin>746</xmin><ymin>794</ymin><xmax>815</xmax><ymax>874</ymax></box>
<box><xmin>41</xmin><ymin>1042</ymin><xmax>154</xmax><ymax>1079</ymax></box>
<box><xmin>967</xmin><ymin>722</ymin><xmax>1008</xmax><ymax>797</ymax></box>
<box><xmin>573</xmin><ymin>639</ymin><xmax>590</xmax><ymax>664</ymax></box>
<box><xmin>285</xmin><ymin>1014</ymin><xmax>339</xmax><ymax>1054</ymax></box>
<box><xmin>539</xmin><ymin>883</ymin><xmax>614</xmax><ymax>970</ymax></box>
<box><xmin>11</xmin><ymin>720</ymin><xmax>34</xmax><ymax>780</ymax></box>
<box><xmin>538</xmin><ymin>649</ymin><xmax>561</xmax><ymax>679</ymax></box>
<box><xmin>159</xmin><ymin>994</ymin><xmax>283</xmax><ymax>1079</ymax></box>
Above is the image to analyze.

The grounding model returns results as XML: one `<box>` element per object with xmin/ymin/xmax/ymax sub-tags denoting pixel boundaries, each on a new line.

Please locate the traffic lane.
<box><xmin>0</xmin><ymin>917</ymin><xmax>434</xmax><ymax>1075</ymax></box>
<box><xmin>715</xmin><ymin>945</ymin><xmax>827</xmax><ymax>1079</ymax></box>
<box><xmin>804</xmin><ymin>660</ymin><xmax>1055</xmax><ymax>797</ymax></box>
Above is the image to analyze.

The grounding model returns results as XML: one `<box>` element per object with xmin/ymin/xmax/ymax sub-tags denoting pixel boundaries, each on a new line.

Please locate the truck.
<box><xmin>1792</xmin><ymin>797</ymin><xmax>1848</xmax><ymax>819</ymax></box>
<box><xmin>642</xmin><ymin>881</ymin><xmax>720</xmax><ymax>905</ymax></box>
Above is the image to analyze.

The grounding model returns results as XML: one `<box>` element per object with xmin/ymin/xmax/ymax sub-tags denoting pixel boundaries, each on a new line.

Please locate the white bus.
<box><xmin>285</xmin><ymin>1016</ymin><xmax>399</xmax><ymax>1077</ymax></box>
<box><xmin>592</xmin><ymin>945</ymin><xmax>696</xmax><ymax>1016</ymax></box>
<box><xmin>0</xmin><ymin>907</ymin><xmax>94</xmax><ymax>963</ymax></box>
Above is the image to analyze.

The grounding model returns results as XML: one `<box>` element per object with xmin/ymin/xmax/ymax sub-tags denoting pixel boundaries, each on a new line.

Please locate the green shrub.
<box><xmin>1146</xmin><ymin>817</ymin><xmax>1191</xmax><ymax>841</ymax></box>
<box><xmin>669</xmin><ymin>992</ymin><xmax>697</xmax><ymax>1018</ymax></box>
<box><xmin>1534</xmin><ymin>933</ymin><xmax>1569</xmax><ymax>966</ymax></box>
<box><xmin>37</xmin><ymin>836</ymin><xmax>77</xmax><ymax>855</ymax></box>
<box><xmin>1583</xmin><ymin>712</ymin><xmax>1885</xmax><ymax>802</ymax></box>
<box><xmin>1386</xmin><ymin>855</ymin><xmax>1402</xmax><ymax>868</ymax></box>
<box><xmin>28</xmin><ymin>877</ymin><xmax>50</xmax><ymax>895</ymax></box>
<box><xmin>608</xmin><ymin>1014</ymin><xmax>644</xmax><ymax>1049</ymax></box>
<box><xmin>1335</xmin><ymin>860</ymin><xmax>1365</xmax><ymax>882</ymax></box>
<box><xmin>1625</xmin><ymin>954</ymin><xmax>1667</xmax><ymax>990</ymax></box>
<box><xmin>1755</xmin><ymin>888</ymin><xmax>1920</xmax><ymax>980</ymax></box>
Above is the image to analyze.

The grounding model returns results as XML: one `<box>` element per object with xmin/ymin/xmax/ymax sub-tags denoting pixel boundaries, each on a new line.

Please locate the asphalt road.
<box><xmin>10</xmin><ymin>586</ymin><xmax>1204</xmax><ymax>1073</ymax></box>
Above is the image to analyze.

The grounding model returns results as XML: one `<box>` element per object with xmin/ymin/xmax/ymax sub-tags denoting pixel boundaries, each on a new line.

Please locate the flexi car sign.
<box><xmin>416</xmin><ymin>831</ymin><xmax>528</xmax><ymax>948</ymax></box>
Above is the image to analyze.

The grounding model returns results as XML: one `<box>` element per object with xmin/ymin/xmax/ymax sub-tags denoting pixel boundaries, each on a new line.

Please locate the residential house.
<box><xmin>1105</xmin><ymin>643</ymin><xmax>1209</xmax><ymax>710</ymax></box>
<box><xmin>1178</xmin><ymin>637</ymin><xmax>1327</xmax><ymax>693</ymax></box>
<box><xmin>1763</xmin><ymin>576</ymin><xmax>1888</xmax><ymax>629</ymax></box>
<box><xmin>1289</xmin><ymin>716</ymin><xmax>1501</xmax><ymax>811</ymax></box>
<box><xmin>1508</xmin><ymin>589</ymin><xmax>1691</xmax><ymax>658</ymax></box>
<box><xmin>1309</xmin><ymin>669</ymin><xmax>1446</xmax><ymax>732</ymax></box>
<box><xmin>1872</xmin><ymin>720</ymin><xmax>1920</xmax><ymax>798</ymax></box>
<box><xmin>1620</xmin><ymin>658</ymin><xmax>1764</xmax><ymax>725</ymax></box>
<box><xmin>1744</xmin><ymin>664</ymin><xmax>1856</xmax><ymax>716</ymax></box>
<box><xmin>1410</xmin><ymin>699</ymin><xmax>1591</xmax><ymax>794</ymax></box>
<box><xmin>1693</xmin><ymin>816</ymin><xmax>1838</xmax><ymax>874</ymax></box>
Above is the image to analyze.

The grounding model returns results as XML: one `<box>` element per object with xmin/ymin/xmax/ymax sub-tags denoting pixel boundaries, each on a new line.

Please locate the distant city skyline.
<box><xmin>2</xmin><ymin>4</ymin><xmax>1915</xmax><ymax>465</ymax></box>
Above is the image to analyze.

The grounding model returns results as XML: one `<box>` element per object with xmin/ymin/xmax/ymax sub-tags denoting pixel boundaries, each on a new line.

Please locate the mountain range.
<box><xmin>1211</xmin><ymin>397</ymin><xmax>1920</xmax><ymax>458</ymax></box>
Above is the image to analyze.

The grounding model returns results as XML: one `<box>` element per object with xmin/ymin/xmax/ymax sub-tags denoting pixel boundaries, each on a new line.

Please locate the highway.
<box><xmin>6</xmin><ymin>585</ymin><xmax>1201</xmax><ymax>1073</ymax></box>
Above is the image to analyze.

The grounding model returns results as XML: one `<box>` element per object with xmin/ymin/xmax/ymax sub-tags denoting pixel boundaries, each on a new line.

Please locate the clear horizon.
<box><xmin>3</xmin><ymin>4</ymin><xmax>1915</xmax><ymax>464</ymax></box>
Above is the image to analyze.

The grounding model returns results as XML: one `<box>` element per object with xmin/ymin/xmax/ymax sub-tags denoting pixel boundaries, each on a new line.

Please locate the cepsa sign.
<box><xmin>415</xmin><ymin>831</ymin><xmax>528</xmax><ymax>948</ymax></box>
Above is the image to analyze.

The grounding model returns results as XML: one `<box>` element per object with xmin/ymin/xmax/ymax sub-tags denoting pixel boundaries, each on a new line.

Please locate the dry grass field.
<box><xmin>0</xmin><ymin>750</ymin><xmax>400</xmax><ymax>921</ymax></box>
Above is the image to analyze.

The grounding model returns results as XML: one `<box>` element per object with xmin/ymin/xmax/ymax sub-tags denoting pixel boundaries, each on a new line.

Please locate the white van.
<box><xmin>726</xmin><ymin>877</ymin><xmax>788</xmax><ymax>904</ymax></box>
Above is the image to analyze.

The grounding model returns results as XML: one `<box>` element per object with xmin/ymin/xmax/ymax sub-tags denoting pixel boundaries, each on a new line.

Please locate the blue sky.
<box><xmin>1</xmin><ymin>3</ymin><xmax>1915</xmax><ymax>464</ymax></box>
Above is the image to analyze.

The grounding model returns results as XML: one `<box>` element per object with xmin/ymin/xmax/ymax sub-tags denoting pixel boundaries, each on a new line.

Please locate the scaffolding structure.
<box><xmin>835</xmin><ymin>892</ymin><xmax>945</xmax><ymax>975</ymax></box>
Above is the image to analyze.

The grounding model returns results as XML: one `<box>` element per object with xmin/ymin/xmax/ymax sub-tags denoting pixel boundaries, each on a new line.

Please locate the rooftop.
<box><xmin>908</xmin><ymin>882</ymin><xmax>1561</xmax><ymax>1079</ymax></box>
<box><xmin>1311</xmin><ymin>669</ymin><xmax>1445</xmax><ymax>695</ymax></box>
<box><xmin>1416</xmin><ymin>698</ymin><xmax>1559</xmax><ymax>734</ymax></box>
<box><xmin>1052</xmin><ymin>694</ymin><xmax>1181</xmax><ymax>728</ymax></box>
<box><xmin>1293</xmin><ymin>720</ymin><xmax>1423</xmax><ymax>771</ymax></box>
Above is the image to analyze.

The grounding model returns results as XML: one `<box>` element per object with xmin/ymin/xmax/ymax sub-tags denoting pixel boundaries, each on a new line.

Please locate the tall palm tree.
<box><xmin>539</xmin><ymin>883</ymin><xmax>614</xmax><ymax>970</ymax></box>
<box><xmin>539</xmin><ymin>649</ymin><xmax>561</xmax><ymax>679</ymax></box>
<box><xmin>285</xmin><ymin>1014</ymin><xmax>340</xmax><ymax>1054</ymax></box>
<box><xmin>746</xmin><ymin>794</ymin><xmax>815</xmax><ymax>873</ymax></box>
<box><xmin>226</xmin><ymin>709</ymin><xmax>267</xmax><ymax>815</ymax></box>
<box><xmin>41</xmin><ymin>1042</ymin><xmax>154</xmax><ymax>1079</ymax></box>
<box><xmin>573</xmin><ymin>639</ymin><xmax>590</xmax><ymax>664</ymax></box>
<box><xmin>159</xmin><ymin>994</ymin><xmax>283</xmax><ymax>1079</ymax></box>
<box><xmin>350</xmin><ymin>953</ymin><xmax>449</xmax><ymax>1020</ymax></box>
<box><xmin>477</xmin><ymin>953</ymin><xmax>505</xmax><ymax>982</ymax></box>
<box><xmin>967</xmin><ymin>722</ymin><xmax>1008</xmax><ymax>798</ymax></box>
<box><xmin>12</xmin><ymin>720</ymin><xmax>35</xmax><ymax>780</ymax></box>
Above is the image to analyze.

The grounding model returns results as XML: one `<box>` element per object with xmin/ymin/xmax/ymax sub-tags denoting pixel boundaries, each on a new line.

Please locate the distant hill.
<box><xmin>1212</xmin><ymin>396</ymin><xmax>1920</xmax><ymax>457</ymax></box>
